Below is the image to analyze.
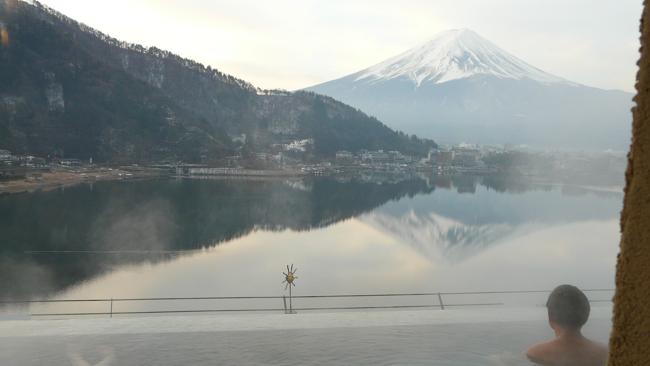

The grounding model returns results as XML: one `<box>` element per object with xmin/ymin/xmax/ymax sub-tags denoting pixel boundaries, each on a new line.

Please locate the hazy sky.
<box><xmin>38</xmin><ymin>0</ymin><xmax>642</xmax><ymax>92</ymax></box>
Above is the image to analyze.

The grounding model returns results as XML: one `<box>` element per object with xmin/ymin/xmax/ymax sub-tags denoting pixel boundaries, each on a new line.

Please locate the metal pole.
<box><xmin>283</xmin><ymin>296</ymin><xmax>287</xmax><ymax>314</ymax></box>
<box><xmin>110</xmin><ymin>298</ymin><xmax>113</xmax><ymax>318</ymax></box>
<box><xmin>437</xmin><ymin>292</ymin><xmax>445</xmax><ymax>310</ymax></box>
<box><xmin>289</xmin><ymin>285</ymin><xmax>293</xmax><ymax>313</ymax></box>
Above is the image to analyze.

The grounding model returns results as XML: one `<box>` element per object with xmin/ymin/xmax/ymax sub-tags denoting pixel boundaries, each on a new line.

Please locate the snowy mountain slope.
<box><xmin>307</xmin><ymin>29</ymin><xmax>633</xmax><ymax>149</ymax></box>
<box><xmin>361</xmin><ymin>210</ymin><xmax>517</xmax><ymax>264</ymax></box>
<box><xmin>353</xmin><ymin>29</ymin><xmax>566</xmax><ymax>86</ymax></box>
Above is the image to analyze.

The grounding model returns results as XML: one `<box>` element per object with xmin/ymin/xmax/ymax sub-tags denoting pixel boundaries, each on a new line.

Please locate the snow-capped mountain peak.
<box><xmin>353</xmin><ymin>28</ymin><xmax>565</xmax><ymax>86</ymax></box>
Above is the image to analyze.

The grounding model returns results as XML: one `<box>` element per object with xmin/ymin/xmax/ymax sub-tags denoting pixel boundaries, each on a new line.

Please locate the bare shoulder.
<box><xmin>526</xmin><ymin>341</ymin><xmax>556</xmax><ymax>365</ymax></box>
<box><xmin>527</xmin><ymin>338</ymin><xmax>608</xmax><ymax>366</ymax></box>
<box><xmin>588</xmin><ymin>340</ymin><xmax>609</xmax><ymax>359</ymax></box>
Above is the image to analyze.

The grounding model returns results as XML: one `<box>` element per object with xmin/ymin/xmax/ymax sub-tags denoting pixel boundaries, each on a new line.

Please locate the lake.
<box><xmin>0</xmin><ymin>175</ymin><xmax>621</xmax><ymax>315</ymax></box>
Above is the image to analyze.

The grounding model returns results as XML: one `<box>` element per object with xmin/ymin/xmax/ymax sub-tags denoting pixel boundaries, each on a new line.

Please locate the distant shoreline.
<box><xmin>0</xmin><ymin>166</ymin><xmax>625</xmax><ymax>196</ymax></box>
<box><xmin>0</xmin><ymin>167</ymin><xmax>162</xmax><ymax>195</ymax></box>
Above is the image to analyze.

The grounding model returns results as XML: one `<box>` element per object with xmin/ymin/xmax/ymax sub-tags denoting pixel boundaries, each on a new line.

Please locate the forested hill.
<box><xmin>0</xmin><ymin>0</ymin><xmax>436</xmax><ymax>163</ymax></box>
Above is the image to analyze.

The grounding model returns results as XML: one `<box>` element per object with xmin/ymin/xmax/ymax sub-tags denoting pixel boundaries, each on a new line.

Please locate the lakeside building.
<box><xmin>21</xmin><ymin>155</ymin><xmax>47</xmax><ymax>168</ymax></box>
<box><xmin>452</xmin><ymin>147</ymin><xmax>481</xmax><ymax>167</ymax></box>
<box><xmin>59</xmin><ymin>158</ymin><xmax>83</xmax><ymax>167</ymax></box>
<box><xmin>431</xmin><ymin>150</ymin><xmax>455</xmax><ymax>166</ymax></box>
<box><xmin>387</xmin><ymin>150</ymin><xmax>409</xmax><ymax>163</ymax></box>
<box><xmin>361</xmin><ymin>150</ymin><xmax>390</xmax><ymax>163</ymax></box>
<box><xmin>334</xmin><ymin>149</ymin><xmax>414</xmax><ymax>166</ymax></box>
<box><xmin>335</xmin><ymin>151</ymin><xmax>355</xmax><ymax>165</ymax></box>
<box><xmin>0</xmin><ymin>149</ymin><xmax>13</xmax><ymax>166</ymax></box>
<box><xmin>0</xmin><ymin>151</ymin><xmax>50</xmax><ymax>168</ymax></box>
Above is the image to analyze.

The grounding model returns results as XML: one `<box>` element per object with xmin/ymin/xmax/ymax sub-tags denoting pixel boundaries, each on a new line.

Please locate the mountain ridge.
<box><xmin>307</xmin><ymin>29</ymin><xmax>633</xmax><ymax>149</ymax></box>
<box><xmin>351</xmin><ymin>28</ymin><xmax>567</xmax><ymax>87</ymax></box>
<box><xmin>0</xmin><ymin>0</ymin><xmax>436</xmax><ymax>162</ymax></box>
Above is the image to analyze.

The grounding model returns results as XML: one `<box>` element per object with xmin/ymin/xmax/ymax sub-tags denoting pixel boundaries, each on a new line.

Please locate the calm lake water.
<box><xmin>0</xmin><ymin>175</ymin><xmax>621</xmax><ymax>314</ymax></box>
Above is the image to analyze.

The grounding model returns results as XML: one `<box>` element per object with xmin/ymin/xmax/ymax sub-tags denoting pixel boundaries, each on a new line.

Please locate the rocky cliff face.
<box><xmin>44</xmin><ymin>73</ymin><xmax>64</xmax><ymax>112</ymax></box>
<box><xmin>255</xmin><ymin>95</ymin><xmax>306</xmax><ymax>135</ymax></box>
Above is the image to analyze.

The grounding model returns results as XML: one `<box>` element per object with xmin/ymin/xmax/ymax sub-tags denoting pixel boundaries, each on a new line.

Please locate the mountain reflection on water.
<box><xmin>0</xmin><ymin>175</ymin><xmax>622</xmax><ymax>302</ymax></box>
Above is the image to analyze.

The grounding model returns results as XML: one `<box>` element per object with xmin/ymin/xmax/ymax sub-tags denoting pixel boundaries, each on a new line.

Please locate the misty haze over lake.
<box><xmin>0</xmin><ymin>176</ymin><xmax>620</xmax><ymax>314</ymax></box>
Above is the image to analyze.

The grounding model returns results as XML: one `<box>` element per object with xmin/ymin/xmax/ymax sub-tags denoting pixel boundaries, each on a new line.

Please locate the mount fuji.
<box><xmin>307</xmin><ymin>29</ymin><xmax>633</xmax><ymax>149</ymax></box>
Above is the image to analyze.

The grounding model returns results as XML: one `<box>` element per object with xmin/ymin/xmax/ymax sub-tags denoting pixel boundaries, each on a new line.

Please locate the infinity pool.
<box><xmin>0</xmin><ymin>307</ymin><xmax>612</xmax><ymax>366</ymax></box>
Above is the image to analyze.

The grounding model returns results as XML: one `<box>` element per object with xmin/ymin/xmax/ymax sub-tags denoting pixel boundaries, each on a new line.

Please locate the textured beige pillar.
<box><xmin>608</xmin><ymin>2</ymin><xmax>650</xmax><ymax>364</ymax></box>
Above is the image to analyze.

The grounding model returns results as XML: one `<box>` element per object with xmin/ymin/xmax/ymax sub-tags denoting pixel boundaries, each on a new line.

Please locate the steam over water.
<box><xmin>0</xmin><ymin>176</ymin><xmax>620</xmax><ymax>311</ymax></box>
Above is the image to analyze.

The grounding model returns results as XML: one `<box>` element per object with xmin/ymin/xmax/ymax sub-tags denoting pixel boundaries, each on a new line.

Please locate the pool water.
<box><xmin>0</xmin><ymin>308</ymin><xmax>612</xmax><ymax>366</ymax></box>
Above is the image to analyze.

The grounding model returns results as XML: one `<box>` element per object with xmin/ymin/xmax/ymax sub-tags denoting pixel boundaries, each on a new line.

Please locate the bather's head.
<box><xmin>546</xmin><ymin>284</ymin><xmax>590</xmax><ymax>332</ymax></box>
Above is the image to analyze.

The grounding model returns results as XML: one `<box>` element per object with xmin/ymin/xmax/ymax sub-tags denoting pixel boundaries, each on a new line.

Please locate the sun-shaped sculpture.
<box><xmin>282</xmin><ymin>264</ymin><xmax>298</xmax><ymax>290</ymax></box>
<box><xmin>282</xmin><ymin>264</ymin><xmax>298</xmax><ymax>314</ymax></box>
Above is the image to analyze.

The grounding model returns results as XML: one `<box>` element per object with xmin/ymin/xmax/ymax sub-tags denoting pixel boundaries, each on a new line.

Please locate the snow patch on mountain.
<box><xmin>353</xmin><ymin>29</ymin><xmax>567</xmax><ymax>87</ymax></box>
<box><xmin>361</xmin><ymin>210</ymin><xmax>516</xmax><ymax>263</ymax></box>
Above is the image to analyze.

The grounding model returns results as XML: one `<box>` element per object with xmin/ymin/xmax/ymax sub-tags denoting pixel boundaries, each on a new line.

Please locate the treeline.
<box><xmin>1</xmin><ymin>0</ymin><xmax>437</xmax><ymax>163</ymax></box>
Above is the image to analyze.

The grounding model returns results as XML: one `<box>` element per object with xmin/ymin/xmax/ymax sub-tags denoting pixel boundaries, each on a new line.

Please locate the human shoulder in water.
<box><xmin>527</xmin><ymin>337</ymin><xmax>608</xmax><ymax>365</ymax></box>
<box><xmin>526</xmin><ymin>285</ymin><xmax>608</xmax><ymax>366</ymax></box>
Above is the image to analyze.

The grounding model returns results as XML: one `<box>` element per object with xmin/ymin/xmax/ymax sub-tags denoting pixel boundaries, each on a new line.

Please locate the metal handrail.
<box><xmin>0</xmin><ymin>288</ymin><xmax>615</xmax><ymax>304</ymax></box>
<box><xmin>29</xmin><ymin>303</ymin><xmax>506</xmax><ymax>317</ymax></box>
<box><xmin>0</xmin><ymin>289</ymin><xmax>614</xmax><ymax>317</ymax></box>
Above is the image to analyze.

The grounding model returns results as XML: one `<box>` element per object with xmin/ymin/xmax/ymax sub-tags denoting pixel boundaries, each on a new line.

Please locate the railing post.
<box><xmin>110</xmin><ymin>298</ymin><xmax>113</xmax><ymax>318</ymax></box>
<box><xmin>437</xmin><ymin>292</ymin><xmax>445</xmax><ymax>310</ymax></box>
<box><xmin>283</xmin><ymin>296</ymin><xmax>287</xmax><ymax>314</ymax></box>
<box><xmin>289</xmin><ymin>286</ymin><xmax>293</xmax><ymax>314</ymax></box>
